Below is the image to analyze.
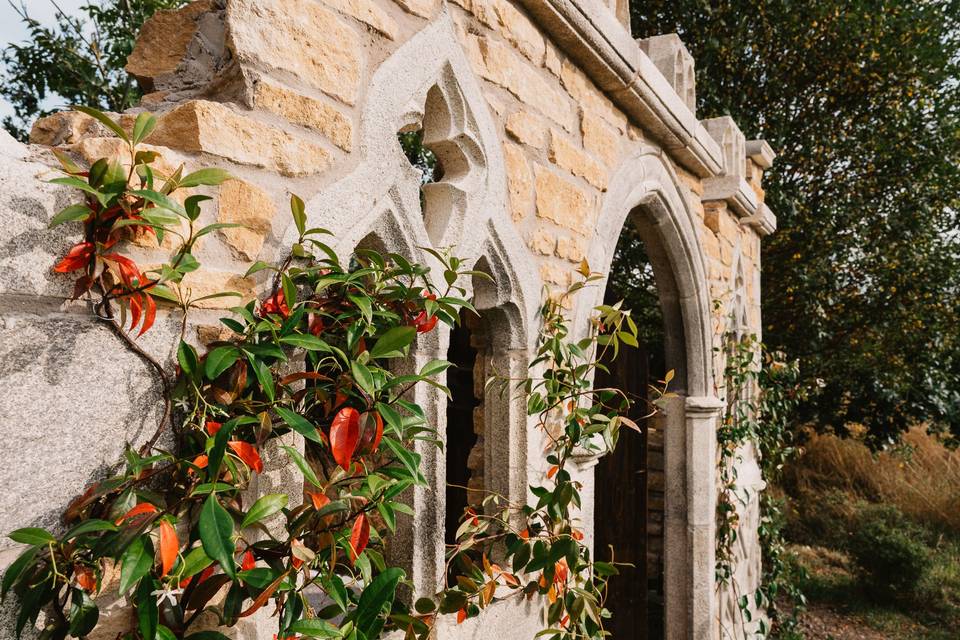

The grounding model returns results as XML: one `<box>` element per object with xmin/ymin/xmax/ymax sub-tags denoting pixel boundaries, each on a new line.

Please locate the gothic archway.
<box><xmin>583</xmin><ymin>148</ymin><xmax>724</xmax><ymax>640</ymax></box>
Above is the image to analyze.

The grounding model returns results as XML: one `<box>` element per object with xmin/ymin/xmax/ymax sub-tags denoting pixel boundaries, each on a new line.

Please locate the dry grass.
<box><xmin>783</xmin><ymin>426</ymin><xmax>960</xmax><ymax>534</ymax></box>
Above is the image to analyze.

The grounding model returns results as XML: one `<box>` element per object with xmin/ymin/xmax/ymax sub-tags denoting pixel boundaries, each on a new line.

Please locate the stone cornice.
<box><xmin>517</xmin><ymin>0</ymin><xmax>724</xmax><ymax>177</ymax></box>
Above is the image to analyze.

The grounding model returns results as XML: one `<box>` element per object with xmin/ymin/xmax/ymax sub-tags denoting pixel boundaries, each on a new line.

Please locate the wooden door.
<box><xmin>594</xmin><ymin>342</ymin><xmax>650</xmax><ymax>639</ymax></box>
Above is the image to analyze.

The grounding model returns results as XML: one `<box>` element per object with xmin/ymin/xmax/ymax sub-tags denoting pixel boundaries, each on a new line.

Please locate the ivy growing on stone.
<box><xmin>2</xmin><ymin>107</ymin><xmax>649</xmax><ymax>640</ymax></box>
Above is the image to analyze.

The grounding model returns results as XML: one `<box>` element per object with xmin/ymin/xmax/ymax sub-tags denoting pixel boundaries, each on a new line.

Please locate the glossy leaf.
<box><xmin>240</xmin><ymin>493</ymin><xmax>288</xmax><ymax>529</ymax></box>
<box><xmin>198</xmin><ymin>495</ymin><xmax>236</xmax><ymax>579</ymax></box>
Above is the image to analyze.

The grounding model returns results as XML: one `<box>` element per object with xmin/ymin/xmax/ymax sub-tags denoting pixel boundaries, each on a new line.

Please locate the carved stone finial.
<box><xmin>702</xmin><ymin>116</ymin><xmax>746</xmax><ymax>179</ymax></box>
<box><xmin>637</xmin><ymin>34</ymin><xmax>697</xmax><ymax>113</ymax></box>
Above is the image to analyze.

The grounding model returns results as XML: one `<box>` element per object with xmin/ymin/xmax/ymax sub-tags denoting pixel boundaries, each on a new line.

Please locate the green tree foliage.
<box><xmin>1</xmin><ymin>0</ymin><xmax>186</xmax><ymax>140</ymax></box>
<box><xmin>630</xmin><ymin>0</ymin><xmax>960</xmax><ymax>440</ymax></box>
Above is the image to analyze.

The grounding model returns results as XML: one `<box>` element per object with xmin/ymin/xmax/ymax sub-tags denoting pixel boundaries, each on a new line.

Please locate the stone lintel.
<box><xmin>742</xmin><ymin>203</ymin><xmax>777</xmax><ymax>237</ymax></box>
<box><xmin>702</xmin><ymin>175</ymin><xmax>758</xmax><ymax>218</ymax></box>
<box><xmin>745</xmin><ymin>139</ymin><xmax>776</xmax><ymax>169</ymax></box>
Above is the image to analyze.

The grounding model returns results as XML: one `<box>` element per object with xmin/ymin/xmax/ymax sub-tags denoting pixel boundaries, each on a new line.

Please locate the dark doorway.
<box><xmin>445</xmin><ymin>309</ymin><xmax>482</xmax><ymax>545</ymax></box>
<box><xmin>595</xmin><ymin>222</ymin><xmax>667</xmax><ymax>639</ymax></box>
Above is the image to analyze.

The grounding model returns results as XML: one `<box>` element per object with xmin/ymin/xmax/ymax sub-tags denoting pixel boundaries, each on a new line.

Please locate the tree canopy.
<box><xmin>1</xmin><ymin>0</ymin><xmax>186</xmax><ymax>140</ymax></box>
<box><xmin>629</xmin><ymin>0</ymin><xmax>960</xmax><ymax>441</ymax></box>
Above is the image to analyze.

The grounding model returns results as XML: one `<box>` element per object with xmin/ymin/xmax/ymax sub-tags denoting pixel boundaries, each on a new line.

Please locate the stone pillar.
<box><xmin>686</xmin><ymin>396</ymin><xmax>724</xmax><ymax>640</ymax></box>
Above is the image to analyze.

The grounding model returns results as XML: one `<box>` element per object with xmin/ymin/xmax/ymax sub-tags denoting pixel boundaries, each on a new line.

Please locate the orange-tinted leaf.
<box><xmin>330</xmin><ymin>407</ymin><xmax>360</xmax><ymax>470</ymax></box>
<box><xmin>74</xmin><ymin>564</ymin><xmax>96</xmax><ymax>593</ymax></box>
<box><xmin>128</xmin><ymin>293</ymin><xmax>142</xmax><ymax>332</ymax></box>
<box><xmin>456</xmin><ymin>608</ymin><xmax>467</xmax><ymax>624</ymax></box>
<box><xmin>206</xmin><ymin>421</ymin><xmax>222</xmax><ymax>436</ymax></box>
<box><xmin>502</xmin><ymin>573</ymin><xmax>520</xmax><ymax>587</ymax></box>
<box><xmin>571</xmin><ymin>529</ymin><xmax>584</xmax><ymax>541</ymax></box>
<box><xmin>115</xmin><ymin>502</ymin><xmax>158</xmax><ymax>525</ymax></box>
<box><xmin>138</xmin><ymin>293</ymin><xmax>157</xmax><ymax>336</ymax></box>
<box><xmin>239</xmin><ymin>572</ymin><xmax>286</xmax><ymax>618</ymax></box>
<box><xmin>349</xmin><ymin>514</ymin><xmax>370</xmax><ymax>564</ymax></box>
<box><xmin>307</xmin><ymin>491</ymin><xmax>330</xmax><ymax>510</ymax></box>
<box><xmin>241</xmin><ymin>549</ymin><xmax>255</xmax><ymax>571</ymax></box>
<box><xmin>228</xmin><ymin>441</ymin><xmax>264</xmax><ymax>473</ymax></box>
<box><xmin>519</xmin><ymin>528</ymin><xmax>530</xmax><ymax>540</ymax></box>
<box><xmin>54</xmin><ymin>242</ymin><xmax>94</xmax><ymax>273</ymax></box>
<box><xmin>158</xmin><ymin>519</ymin><xmax>178</xmax><ymax>577</ymax></box>
<box><xmin>546</xmin><ymin>465</ymin><xmax>559</xmax><ymax>479</ymax></box>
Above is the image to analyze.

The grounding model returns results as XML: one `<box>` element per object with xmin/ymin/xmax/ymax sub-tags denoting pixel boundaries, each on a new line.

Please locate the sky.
<box><xmin>0</xmin><ymin>0</ymin><xmax>87</xmax><ymax>122</ymax></box>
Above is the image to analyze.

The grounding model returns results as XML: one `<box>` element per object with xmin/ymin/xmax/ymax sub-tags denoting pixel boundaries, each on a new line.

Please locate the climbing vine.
<box><xmin>2</xmin><ymin>107</ymin><xmax>648</xmax><ymax>640</ymax></box>
<box><xmin>715</xmin><ymin>334</ymin><xmax>807</xmax><ymax>639</ymax></box>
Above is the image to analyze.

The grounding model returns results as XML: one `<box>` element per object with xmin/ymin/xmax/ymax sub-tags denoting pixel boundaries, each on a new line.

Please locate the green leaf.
<box><xmin>64</xmin><ymin>519</ymin><xmax>118</xmax><ymax>540</ymax></box>
<box><xmin>204</xmin><ymin>346</ymin><xmax>240</xmax><ymax>380</ymax></box>
<box><xmin>68</xmin><ymin>588</ymin><xmax>99</xmax><ymax>637</ymax></box>
<box><xmin>289</xmin><ymin>618</ymin><xmax>339</xmax><ymax>638</ymax></box>
<box><xmin>1</xmin><ymin>547</ymin><xmax>37</xmax><ymax>597</ymax></box>
<box><xmin>240</xmin><ymin>494</ymin><xmax>288</xmax><ymax>529</ymax></box>
<box><xmin>157</xmin><ymin>625</ymin><xmax>177</xmax><ymax>640</ymax></box>
<box><xmin>177</xmin><ymin>340</ymin><xmax>199</xmax><ymax>376</ymax></box>
<box><xmin>207</xmin><ymin>417</ymin><xmax>241</xmax><ymax>481</ymax></box>
<box><xmin>49</xmin><ymin>203</ymin><xmax>92</xmax><ymax>228</ymax></box>
<box><xmin>290</xmin><ymin>194</ymin><xmax>307</xmax><ymax>236</ymax></box>
<box><xmin>275</xmin><ymin>406</ymin><xmax>322</xmax><ymax>443</ymax></box>
<box><xmin>249</xmin><ymin>356</ymin><xmax>275</xmax><ymax>402</ymax></box>
<box><xmin>132</xmin><ymin>112</ymin><xmax>158</xmax><ymax>146</ymax></box>
<box><xmin>348</xmin><ymin>294</ymin><xmax>373</xmax><ymax>324</ymax></box>
<box><xmin>129</xmin><ymin>189</ymin><xmax>187</xmax><ymax>218</ymax></box>
<box><xmin>278</xmin><ymin>334</ymin><xmax>330</xmax><ymax>351</ymax></box>
<box><xmin>185</xmin><ymin>633</ymin><xmax>232</xmax><ymax>640</ymax></box>
<box><xmin>354</xmin><ymin>567</ymin><xmax>404</xmax><ymax>638</ymax></box>
<box><xmin>8</xmin><ymin>528</ymin><xmax>55</xmax><ymax>546</ymax></box>
<box><xmin>281</xmin><ymin>445</ymin><xmax>322</xmax><ymax>488</ymax></box>
<box><xmin>369</xmin><ymin>326</ymin><xmax>416</xmax><ymax>359</ymax></box>
<box><xmin>73</xmin><ymin>105</ymin><xmax>129</xmax><ymax>143</ymax></box>
<box><xmin>281</xmin><ymin>273</ymin><xmax>297</xmax><ymax>310</ymax></box>
<box><xmin>119</xmin><ymin>535</ymin><xmax>154</xmax><ymax>594</ymax></box>
<box><xmin>244</xmin><ymin>261</ymin><xmax>274</xmax><ymax>277</ymax></box>
<box><xmin>199</xmin><ymin>495</ymin><xmax>236</xmax><ymax>579</ymax></box>
<box><xmin>178</xmin><ymin>546</ymin><xmax>214</xmax><ymax>580</ymax></box>
<box><xmin>136</xmin><ymin>578</ymin><xmax>159</xmax><ymax>640</ymax></box>
<box><xmin>351</xmin><ymin>360</ymin><xmax>375</xmax><ymax>397</ymax></box>
<box><xmin>179</xmin><ymin>168</ymin><xmax>232</xmax><ymax>188</ymax></box>
<box><xmin>418</xmin><ymin>359</ymin><xmax>451</xmax><ymax>378</ymax></box>
<box><xmin>195</xmin><ymin>222</ymin><xmax>244</xmax><ymax>238</ymax></box>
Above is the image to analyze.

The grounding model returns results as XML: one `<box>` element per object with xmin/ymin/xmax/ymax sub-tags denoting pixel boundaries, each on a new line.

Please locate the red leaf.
<box><xmin>414</xmin><ymin>311</ymin><xmax>438</xmax><ymax>334</ymax></box>
<box><xmin>138</xmin><ymin>293</ymin><xmax>157</xmax><ymax>336</ymax></box>
<box><xmin>192</xmin><ymin>454</ymin><xmax>209</xmax><ymax>470</ymax></box>
<box><xmin>330</xmin><ymin>407</ymin><xmax>360</xmax><ymax>470</ymax></box>
<box><xmin>228</xmin><ymin>441</ymin><xmax>264</xmax><ymax>473</ymax></box>
<box><xmin>307</xmin><ymin>491</ymin><xmax>330</xmax><ymax>510</ymax></box>
<box><xmin>205</xmin><ymin>421</ymin><xmax>222</xmax><ymax>436</ymax></box>
<box><xmin>128</xmin><ymin>293</ymin><xmax>143</xmax><ymax>333</ymax></box>
<box><xmin>54</xmin><ymin>242</ymin><xmax>95</xmax><ymax>273</ymax></box>
<box><xmin>546</xmin><ymin>465</ymin><xmax>559</xmax><ymax>479</ymax></box>
<box><xmin>241</xmin><ymin>549</ymin><xmax>255</xmax><ymax>571</ymax></box>
<box><xmin>158</xmin><ymin>519</ymin><xmax>178</xmax><ymax>577</ymax></box>
<box><xmin>239</xmin><ymin>572</ymin><xmax>286</xmax><ymax>618</ymax></box>
<box><xmin>349</xmin><ymin>514</ymin><xmax>370</xmax><ymax>564</ymax></box>
<box><xmin>457</xmin><ymin>608</ymin><xmax>467</xmax><ymax>624</ymax></box>
<box><xmin>115</xmin><ymin>502</ymin><xmax>158</xmax><ymax>525</ymax></box>
<box><xmin>74</xmin><ymin>565</ymin><xmax>96</xmax><ymax>593</ymax></box>
<box><xmin>260</xmin><ymin>291</ymin><xmax>289</xmax><ymax>318</ymax></box>
<box><xmin>308</xmin><ymin>314</ymin><xmax>324</xmax><ymax>336</ymax></box>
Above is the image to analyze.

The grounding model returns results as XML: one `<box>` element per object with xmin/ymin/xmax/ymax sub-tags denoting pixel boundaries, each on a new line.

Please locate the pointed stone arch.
<box><xmin>584</xmin><ymin>147</ymin><xmax>724</xmax><ymax>640</ymax></box>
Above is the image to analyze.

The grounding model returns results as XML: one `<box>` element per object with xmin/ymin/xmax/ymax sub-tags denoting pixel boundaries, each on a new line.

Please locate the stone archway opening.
<box><xmin>594</xmin><ymin>216</ymin><xmax>669</xmax><ymax>640</ymax></box>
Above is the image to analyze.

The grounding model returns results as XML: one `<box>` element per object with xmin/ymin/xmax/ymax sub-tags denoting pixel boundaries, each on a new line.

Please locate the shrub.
<box><xmin>849</xmin><ymin>505</ymin><xmax>932</xmax><ymax>602</ymax></box>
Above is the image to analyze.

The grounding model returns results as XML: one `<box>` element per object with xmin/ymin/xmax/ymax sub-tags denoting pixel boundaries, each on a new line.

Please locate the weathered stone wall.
<box><xmin>0</xmin><ymin>0</ymin><xmax>777</xmax><ymax>638</ymax></box>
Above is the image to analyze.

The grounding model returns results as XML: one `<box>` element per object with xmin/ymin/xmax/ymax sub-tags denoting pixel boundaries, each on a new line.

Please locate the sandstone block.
<box><xmin>534</xmin><ymin>164</ymin><xmax>593</xmax><ymax>230</ymax></box>
<box><xmin>703</xmin><ymin>201</ymin><xmax>724</xmax><ymax>235</ymax></box>
<box><xmin>505</xmin><ymin>111</ymin><xmax>546</xmax><ymax>149</ymax></box>
<box><xmin>528</xmin><ymin>226</ymin><xmax>556</xmax><ymax>256</ymax></box>
<box><xmin>555</xmin><ymin>234</ymin><xmax>585</xmax><ymax>262</ymax></box>
<box><xmin>581</xmin><ymin>111</ymin><xmax>621</xmax><ymax>168</ymax></box>
<box><xmin>461</xmin><ymin>0</ymin><xmax>545</xmax><ymax>64</ymax></box>
<box><xmin>148</xmin><ymin>101</ymin><xmax>331</xmax><ymax>177</ymax></box>
<box><xmin>322</xmin><ymin>0</ymin><xmax>399</xmax><ymax>40</ymax></box>
<box><xmin>543</xmin><ymin>42</ymin><xmax>561</xmax><ymax>77</ymax></box>
<box><xmin>503</xmin><ymin>142</ymin><xmax>533</xmax><ymax>222</ymax></box>
<box><xmin>217</xmin><ymin>179</ymin><xmax>278</xmax><ymax>260</ymax></box>
<box><xmin>463</xmin><ymin>34</ymin><xmax>575</xmax><ymax>132</ymax></box>
<box><xmin>252</xmin><ymin>79</ymin><xmax>353</xmax><ymax>151</ymax></box>
<box><xmin>125</xmin><ymin>0</ymin><xmax>216</xmax><ymax>91</ymax></box>
<box><xmin>392</xmin><ymin>0</ymin><xmax>439</xmax><ymax>18</ymax></box>
<box><xmin>29</xmin><ymin>111</ymin><xmax>107</xmax><ymax>146</ymax></box>
<box><xmin>181</xmin><ymin>269</ymin><xmax>256</xmax><ymax>308</ymax></box>
<box><xmin>559</xmin><ymin>59</ymin><xmax>626</xmax><ymax>131</ymax></box>
<box><xmin>548</xmin><ymin>130</ymin><xmax>606</xmax><ymax>190</ymax></box>
<box><xmin>227</xmin><ymin>0</ymin><xmax>363</xmax><ymax>105</ymax></box>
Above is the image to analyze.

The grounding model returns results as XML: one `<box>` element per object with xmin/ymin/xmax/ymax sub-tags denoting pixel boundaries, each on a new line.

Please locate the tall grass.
<box><xmin>783</xmin><ymin>426</ymin><xmax>960</xmax><ymax>534</ymax></box>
